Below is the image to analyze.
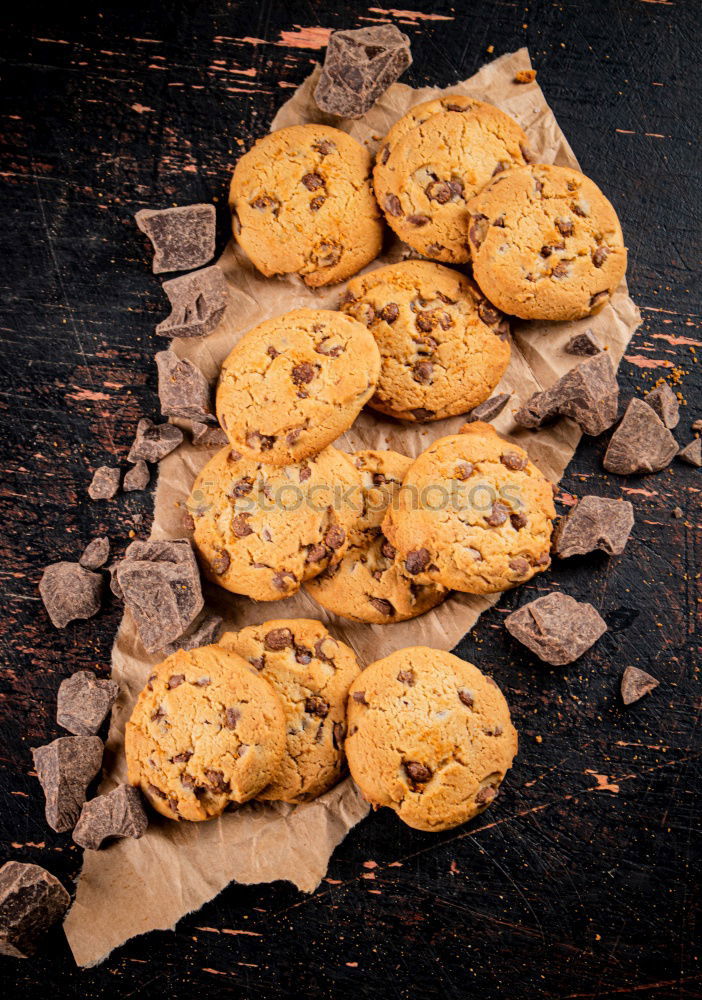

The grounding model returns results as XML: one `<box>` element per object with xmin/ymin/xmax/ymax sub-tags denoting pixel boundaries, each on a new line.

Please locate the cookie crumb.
<box><xmin>514</xmin><ymin>69</ymin><xmax>537</xmax><ymax>84</ymax></box>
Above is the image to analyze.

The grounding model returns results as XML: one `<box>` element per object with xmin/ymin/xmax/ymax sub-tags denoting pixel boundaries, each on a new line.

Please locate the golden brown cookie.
<box><xmin>346</xmin><ymin>646</ymin><xmax>518</xmax><ymax>831</ymax></box>
<box><xmin>305</xmin><ymin>450</ymin><xmax>448</xmax><ymax>623</ymax></box>
<box><xmin>382</xmin><ymin>422</ymin><xmax>555</xmax><ymax>594</ymax></box>
<box><xmin>187</xmin><ymin>445</ymin><xmax>362</xmax><ymax>601</ymax></box>
<box><xmin>125</xmin><ymin>644</ymin><xmax>286</xmax><ymax>821</ymax></box>
<box><xmin>340</xmin><ymin>260</ymin><xmax>510</xmax><ymax>421</ymax></box>
<box><xmin>219</xmin><ymin>619</ymin><xmax>361</xmax><ymax>802</ymax></box>
<box><xmin>466</xmin><ymin>163</ymin><xmax>627</xmax><ymax>320</ymax></box>
<box><xmin>229</xmin><ymin>124</ymin><xmax>383</xmax><ymax>287</ymax></box>
<box><xmin>216</xmin><ymin>309</ymin><xmax>381</xmax><ymax>466</ymax></box>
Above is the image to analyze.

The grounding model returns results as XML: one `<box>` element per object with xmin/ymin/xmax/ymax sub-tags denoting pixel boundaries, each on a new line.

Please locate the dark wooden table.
<box><xmin>1</xmin><ymin>2</ymin><xmax>700</xmax><ymax>997</ymax></box>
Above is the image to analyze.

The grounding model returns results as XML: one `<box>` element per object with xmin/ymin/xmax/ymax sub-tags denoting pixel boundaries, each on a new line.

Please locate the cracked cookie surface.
<box><xmin>346</xmin><ymin>646</ymin><xmax>518</xmax><ymax>831</ymax></box>
<box><xmin>217</xmin><ymin>308</ymin><xmax>381</xmax><ymax>466</ymax></box>
<box><xmin>218</xmin><ymin>619</ymin><xmax>361</xmax><ymax>802</ymax></box>
<box><xmin>340</xmin><ymin>260</ymin><xmax>510</xmax><ymax>421</ymax></box>
<box><xmin>382</xmin><ymin>422</ymin><xmax>555</xmax><ymax>594</ymax></box>
<box><xmin>125</xmin><ymin>644</ymin><xmax>286</xmax><ymax>821</ymax></box>
<box><xmin>375</xmin><ymin>95</ymin><xmax>496</xmax><ymax>166</ymax></box>
<box><xmin>373</xmin><ymin>103</ymin><xmax>528</xmax><ymax>263</ymax></box>
<box><xmin>188</xmin><ymin>444</ymin><xmax>362</xmax><ymax>601</ymax></box>
<box><xmin>466</xmin><ymin>163</ymin><xmax>627</xmax><ymax>320</ymax></box>
<box><xmin>305</xmin><ymin>450</ymin><xmax>448</xmax><ymax>623</ymax></box>
<box><xmin>229</xmin><ymin>124</ymin><xmax>383</xmax><ymax>287</ymax></box>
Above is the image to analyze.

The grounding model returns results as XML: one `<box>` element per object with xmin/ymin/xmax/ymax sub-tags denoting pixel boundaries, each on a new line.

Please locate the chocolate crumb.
<box><xmin>620</xmin><ymin>666</ymin><xmax>659</xmax><ymax>706</ymax></box>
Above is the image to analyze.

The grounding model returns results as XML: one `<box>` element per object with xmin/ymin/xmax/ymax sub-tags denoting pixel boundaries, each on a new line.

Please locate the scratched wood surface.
<box><xmin>0</xmin><ymin>1</ymin><xmax>700</xmax><ymax>997</ymax></box>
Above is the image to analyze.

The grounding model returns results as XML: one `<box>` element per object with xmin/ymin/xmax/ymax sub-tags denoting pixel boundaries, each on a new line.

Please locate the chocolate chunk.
<box><xmin>88</xmin><ymin>465</ymin><xmax>120</xmax><ymax>500</ymax></box>
<box><xmin>464</xmin><ymin>393</ymin><xmax>511</xmax><ymax>424</ymax></box>
<box><xmin>135</xmin><ymin>204</ymin><xmax>216</xmax><ymax>273</ymax></box>
<box><xmin>405</xmin><ymin>548</ymin><xmax>430</xmax><ymax>575</ymax></box>
<box><xmin>325</xmin><ymin>525</ymin><xmax>345</xmax><ymax>550</ymax></box>
<box><xmin>505</xmin><ymin>592</ymin><xmax>607</xmax><ymax>665</ymax></box>
<box><xmin>72</xmin><ymin>785</ymin><xmax>148</xmax><ymax>850</ymax></box>
<box><xmin>32</xmin><ymin>735</ymin><xmax>104</xmax><ymax>832</ymax></box>
<box><xmin>292</xmin><ymin>362</ymin><xmax>316</xmax><ymax>386</ymax></box>
<box><xmin>314</xmin><ymin>25</ymin><xmax>412</xmax><ymax>119</ymax></box>
<box><xmin>114</xmin><ymin>539</ymin><xmax>204</xmax><ymax>652</ymax></box>
<box><xmin>155</xmin><ymin>265</ymin><xmax>228</xmax><ymax>339</ymax></box>
<box><xmin>592</xmin><ymin>246</ymin><xmax>609</xmax><ymax>268</ymax></box>
<box><xmin>564</xmin><ymin>329</ymin><xmax>603</xmax><ymax>356</ymax></box>
<box><xmin>552</xmin><ymin>496</ymin><xmax>634</xmax><ymax>559</ymax></box>
<box><xmin>79</xmin><ymin>536</ymin><xmax>110</xmax><ymax>570</ymax></box>
<box><xmin>128</xmin><ymin>418</ymin><xmax>183</xmax><ymax>463</ymax></box>
<box><xmin>352</xmin><ymin>691</ymin><xmax>368</xmax><ymax>705</ymax></box>
<box><xmin>0</xmin><ymin>861</ymin><xmax>70</xmax><ymax>958</ymax></box>
<box><xmin>677</xmin><ymin>438</ymin><xmax>702</xmax><ymax>467</ymax></box>
<box><xmin>56</xmin><ymin>671</ymin><xmax>119</xmax><ymax>736</ymax></box>
<box><xmin>458</xmin><ymin>689</ymin><xmax>474</xmax><ymax>708</ymax></box>
<box><xmin>620</xmin><ymin>666</ymin><xmax>659</xmax><ymax>706</ymax></box>
<box><xmin>510</xmin><ymin>512</ymin><xmax>527</xmax><ymax>530</ymax></box>
<box><xmin>123</xmin><ymin>460</ymin><xmax>150</xmax><ymax>493</ymax></box>
<box><xmin>39</xmin><ymin>562</ymin><xmax>103</xmax><ymax>629</ymax></box>
<box><xmin>264</xmin><ymin>627</ymin><xmax>293</xmax><ymax>650</ymax></box>
<box><xmin>603</xmin><ymin>397</ymin><xmax>678</xmax><ymax>475</ymax></box>
<box><xmin>412</xmin><ymin>360</ymin><xmax>433</xmax><ymax>384</ymax></box>
<box><xmin>397</xmin><ymin>669</ymin><xmax>415</xmax><ymax>685</ymax></box>
<box><xmin>369</xmin><ymin>596</ymin><xmax>396</xmax><ymax>617</ymax></box>
<box><xmin>378</xmin><ymin>302</ymin><xmax>399</xmax><ymax>323</ymax></box>
<box><xmin>407</xmin><ymin>214</ymin><xmax>431</xmax><ymax>226</ymax></box>
<box><xmin>384</xmin><ymin>193</ymin><xmax>402</xmax><ymax>217</ymax></box>
<box><xmin>515</xmin><ymin>353</ymin><xmax>619</xmax><ymax>436</ymax></box>
<box><xmin>305</xmin><ymin>696</ymin><xmax>330</xmax><ymax>718</ymax></box>
<box><xmin>156</xmin><ymin>349</ymin><xmax>214</xmax><ymax>423</ymax></box>
<box><xmin>191</xmin><ymin>421</ymin><xmax>229</xmax><ymax>449</ymax></box>
<box><xmin>643</xmin><ymin>381</ymin><xmax>679</xmax><ymax>429</ymax></box>
<box><xmin>162</xmin><ymin>613</ymin><xmax>222</xmax><ymax>655</ymax></box>
<box><xmin>486</xmin><ymin>502</ymin><xmax>509</xmax><ymax>527</ymax></box>
<box><xmin>404</xmin><ymin>761</ymin><xmax>432</xmax><ymax>785</ymax></box>
<box><xmin>500</xmin><ymin>451</ymin><xmax>527</xmax><ymax>471</ymax></box>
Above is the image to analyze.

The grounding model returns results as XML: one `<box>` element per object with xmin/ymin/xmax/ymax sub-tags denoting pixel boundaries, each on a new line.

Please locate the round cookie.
<box><xmin>466</xmin><ymin>163</ymin><xmax>627</xmax><ymax>320</ymax></box>
<box><xmin>376</xmin><ymin>94</ymin><xmax>496</xmax><ymax>165</ymax></box>
<box><xmin>305</xmin><ymin>450</ymin><xmax>448</xmax><ymax>624</ymax></box>
<box><xmin>229</xmin><ymin>124</ymin><xmax>383</xmax><ymax>288</ymax></box>
<box><xmin>125</xmin><ymin>644</ymin><xmax>286</xmax><ymax>821</ymax></box>
<box><xmin>218</xmin><ymin>620</ymin><xmax>361</xmax><ymax>802</ymax></box>
<box><xmin>340</xmin><ymin>260</ymin><xmax>510</xmax><ymax>422</ymax></box>
<box><xmin>382</xmin><ymin>422</ymin><xmax>555</xmax><ymax>594</ymax></box>
<box><xmin>217</xmin><ymin>309</ymin><xmax>381</xmax><ymax>466</ymax></box>
<box><xmin>187</xmin><ymin>444</ymin><xmax>363</xmax><ymax>602</ymax></box>
<box><xmin>346</xmin><ymin>646</ymin><xmax>518</xmax><ymax>832</ymax></box>
<box><xmin>373</xmin><ymin>105</ymin><xmax>528</xmax><ymax>263</ymax></box>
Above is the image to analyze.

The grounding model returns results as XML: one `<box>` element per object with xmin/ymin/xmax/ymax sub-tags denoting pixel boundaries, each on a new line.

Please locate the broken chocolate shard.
<box><xmin>677</xmin><ymin>438</ymin><xmax>701</xmax><ymax>468</ymax></box>
<box><xmin>552</xmin><ymin>496</ymin><xmax>634</xmax><ymax>558</ymax></box>
<box><xmin>123</xmin><ymin>460</ymin><xmax>150</xmax><ymax>492</ymax></box>
<box><xmin>32</xmin><ymin>735</ymin><xmax>104</xmax><ymax>833</ymax></box>
<box><xmin>155</xmin><ymin>265</ymin><xmax>228</xmax><ymax>339</ymax></box>
<box><xmin>161</xmin><ymin>612</ymin><xmax>223</xmax><ymax>655</ymax></box>
<box><xmin>191</xmin><ymin>421</ymin><xmax>229</xmax><ymax>449</ymax></box>
<box><xmin>87</xmin><ymin>465</ymin><xmax>120</xmax><ymax>500</ymax></box>
<box><xmin>564</xmin><ymin>329</ymin><xmax>603</xmax><ymax>356</ymax></box>
<box><xmin>39</xmin><ymin>562</ymin><xmax>103</xmax><ymax>629</ymax></box>
<box><xmin>0</xmin><ymin>861</ymin><xmax>71</xmax><ymax>958</ymax></box>
<box><xmin>603</xmin><ymin>397</ymin><xmax>678</xmax><ymax>475</ymax></box>
<box><xmin>128</xmin><ymin>418</ymin><xmax>183</xmax><ymax>463</ymax></box>
<box><xmin>79</xmin><ymin>536</ymin><xmax>110</xmax><ymax>570</ymax></box>
<box><xmin>56</xmin><ymin>670</ymin><xmax>119</xmax><ymax>736</ymax></box>
<box><xmin>156</xmin><ymin>349</ymin><xmax>214</xmax><ymax>423</ymax></box>
<box><xmin>515</xmin><ymin>353</ymin><xmax>619</xmax><ymax>436</ymax></box>
<box><xmin>464</xmin><ymin>393</ymin><xmax>511</xmax><ymax>424</ymax></box>
<box><xmin>505</xmin><ymin>592</ymin><xmax>607</xmax><ymax>666</ymax></box>
<box><xmin>620</xmin><ymin>665</ymin><xmax>659</xmax><ymax>706</ymax></box>
<box><xmin>72</xmin><ymin>784</ymin><xmax>148</xmax><ymax>850</ymax></box>
<box><xmin>314</xmin><ymin>25</ymin><xmax>412</xmax><ymax>119</ymax></box>
<box><xmin>135</xmin><ymin>204</ymin><xmax>216</xmax><ymax>274</ymax></box>
<box><xmin>643</xmin><ymin>381</ymin><xmax>679</xmax><ymax>429</ymax></box>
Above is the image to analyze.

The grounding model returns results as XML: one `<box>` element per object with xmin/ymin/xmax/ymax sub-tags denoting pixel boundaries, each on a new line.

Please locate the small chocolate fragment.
<box><xmin>677</xmin><ymin>438</ymin><xmax>702</xmax><ymax>468</ymax></box>
<box><xmin>464</xmin><ymin>393</ymin><xmax>511</xmax><ymax>424</ymax></box>
<box><xmin>135</xmin><ymin>204</ymin><xmax>216</xmax><ymax>274</ymax></box>
<box><xmin>39</xmin><ymin>562</ymin><xmax>103</xmax><ymax>629</ymax></box>
<box><xmin>191</xmin><ymin>421</ymin><xmax>229</xmax><ymax>449</ymax></box>
<box><xmin>552</xmin><ymin>496</ymin><xmax>634</xmax><ymax>558</ymax></box>
<box><xmin>123</xmin><ymin>460</ymin><xmax>150</xmax><ymax>492</ymax></box>
<box><xmin>72</xmin><ymin>785</ymin><xmax>148</xmax><ymax>850</ymax></box>
<box><xmin>57</xmin><ymin>671</ymin><xmax>119</xmax><ymax>736</ymax></box>
<box><xmin>156</xmin><ymin>349</ymin><xmax>214</xmax><ymax>423</ymax></box>
<box><xmin>692</xmin><ymin>419</ymin><xmax>702</xmax><ymax>433</ymax></box>
<box><xmin>32</xmin><ymin>735</ymin><xmax>104</xmax><ymax>832</ymax></box>
<box><xmin>672</xmin><ymin>506</ymin><xmax>684</xmax><ymax>519</ymax></box>
<box><xmin>643</xmin><ymin>381</ymin><xmax>679</xmax><ymax>429</ymax></box>
<box><xmin>79</xmin><ymin>536</ymin><xmax>110</xmax><ymax>570</ymax></box>
<box><xmin>128</xmin><ymin>418</ymin><xmax>183</xmax><ymax>463</ymax></box>
<box><xmin>564</xmin><ymin>329</ymin><xmax>603</xmax><ymax>356</ymax></box>
<box><xmin>161</xmin><ymin>612</ymin><xmax>223</xmax><ymax>655</ymax></box>
<box><xmin>314</xmin><ymin>25</ymin><xmax>412</xmax><ymax>119</ymax></box>
<box><xmin>88</xmin><ymin>465</ymin><xmax>120</xmax><ymax>500</ymax></box>
<box><xmin>515</xmin><ymin>354</ymin><xmax>619</xmax><ymax>436</ymax></box>
<box><xmin>156</xmin><ymin>265</ymin><xmax>228</xmax><ymax>339</ymax></box>
<box><xmin>0</xmin><ymin>861</ymin><xmax>70</xmax><ymax>958</ymax></box>
<box><xmin>603</xmin><ymin>398</ymin><xmax>678</xmax><ymax>475</ymax></box>
<box><xmin>621</xmin><ymin>666</ymin><xmax>659</xmax><ymax>706</ymax></box>
<box><xmin>505</xmin><ymin>592</ymin><xmax>607</xmax><ymax>666</ymax></box>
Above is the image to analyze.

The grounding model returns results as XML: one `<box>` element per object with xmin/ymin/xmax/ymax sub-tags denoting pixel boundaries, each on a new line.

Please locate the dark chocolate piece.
<box><xmin>620</xmin><ymin>666</ymin><xmax>659</xmax><ymax>705</ymax></box>
<box><xmin>79</xmin><ymin>536</ymin><xmax>110</xmax><ymax>570</ymax></box>
<box><xmin>72</xmin><ymin>785</ymin><xmax>148</xmax><ymax>850</ymax></box>
<box><xmin>32</xmin><ymin>735</ymin><xmax>104</xmax><ymax>832</ymax></box>
<box><xmin>464</xmin><ymin>392</ymin><xmax>511</xmax><ymax>424</ymax></box>
<box><xmin>505</xmin><ymin>592</ymin><xmax>607</xmax><ymax>665</ymax></box>
<box><xmin>552</xmin><ymin>496</ymin><xmax>634</xmax><ymax>558</ymax></box>
<box><xmin>87</xmin><ymin>465</ymin><xmax>120</xmax><ymax>500</ymax></box>
<box><xmin>161</xmin><ymin>612</ymin><xmax>223</xmax><ymax>655</ymax></box>
<box><xmin>127</xmin><ymin>418</ymin><xmax>183</xmax><ymax>463</ymax></box>
<box><xmin>155</xmin><ymin>265</ymin><xmax>228</xmax><ymax>339</ymax></box>
<box><xmin>515</xmin><ymin>353</ymin><xmax>619</xmax><ymax>436</ymax></box>
<box><xmin>677</xmin><ymin>438</ymin><xmax>701</xmax><ymax>467</ymax></box>
<box><xmin>603</xmin><ymin>397</ymin><xmax>678</xmax><ymax>475</ymax></box>
<box><xmin>191</xmin><ymin>421</ymin><xmax>229</xmax><ymax>449</ymax></box>
<box><xmin>564</xmin><ymin>329</ymin><xmax>603</xmax><ymax>356</ymax></box>
<box><xmin>692</xmin><ymin>419</ymin><xmax>702</xmax><ymax>433</ymax></box>
<box><xmin>314</xmin><ymin>25</ymin><xmax>412</xmax><ymax>119</ymax></box>
<box><xmin>643</xmin><ymin>381</ymin><xmax>679</xmax><ymax>429</ymax></box>
<box><xmin>56</xmin><ymin>670</ymin><xmax>119</xmax><ymax>736</ymax></box>
<box><xmin>123</xmin><ymin>460</ymin><xmax>150</xmax><ymax>492</ymax></box>
<box><xmin>156</xmin><ymin>349</ymin><xmax>214</xmax><ymax>423</ymax></box>
<box><xmin>0</xmin><ymin>861</ymin><xmax>70</xmax><ymax>958</ymax></box>
<box><xmin>135</xmin><ymin>204</ymin><xmax>216</xmax><ymax>274</ymax></box>
<box><xmin>39</xmin><ymin>562</ymin><xmax>103</xmax><ymax>629</ymax></box>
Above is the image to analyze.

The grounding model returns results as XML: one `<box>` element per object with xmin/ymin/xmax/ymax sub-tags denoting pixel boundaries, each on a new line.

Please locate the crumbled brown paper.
<box><xmin>64</xmin><ymin>48</ymin><xmax>640</xmax><ymax>966</ymax></box>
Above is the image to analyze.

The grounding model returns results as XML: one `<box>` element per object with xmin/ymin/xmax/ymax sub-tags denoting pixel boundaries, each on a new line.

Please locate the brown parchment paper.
<box><xmin>64</xmin><ymin>48</ymin><xmax>641</xmax><ymax>966</ymax></box>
